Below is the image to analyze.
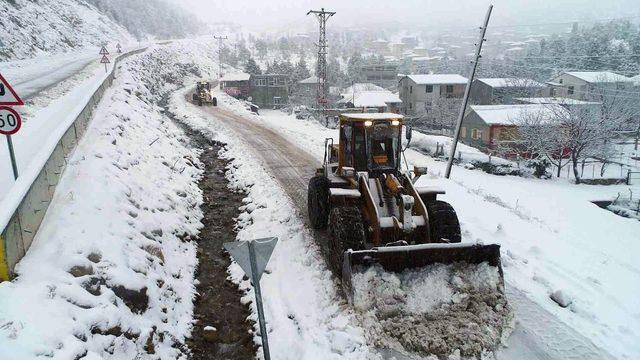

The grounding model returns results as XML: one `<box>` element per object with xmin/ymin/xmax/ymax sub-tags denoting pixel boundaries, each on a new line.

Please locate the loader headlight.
<box><xmin>391</xmin><ymin>120</ymin><xmax>400</xmax><ymax>126</ymax></box>
<box><xmin>364</xmin><ymin>120</ymin><xmax>373</xmax><ymax>127</ymax></box>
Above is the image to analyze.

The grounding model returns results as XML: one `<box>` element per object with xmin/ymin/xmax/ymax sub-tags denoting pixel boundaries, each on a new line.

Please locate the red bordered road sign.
<box><xmin>100</xmin><ymin>54</ymin><xmax>111</xmax><ymax>64</ymax></box>
<box><xmin>99</xmin><ymin>46</ymin><xmax>109</xmax><ymax>55</ymax></box>
<box><xmin>0</xmin><ymin>106</ymin><xmax>22</xmax><ymax>135</ymax></box>
<box><xmin>0</xmin><ymin>73</ymin><xmax>24</xmax><ymax>106</ymax></box>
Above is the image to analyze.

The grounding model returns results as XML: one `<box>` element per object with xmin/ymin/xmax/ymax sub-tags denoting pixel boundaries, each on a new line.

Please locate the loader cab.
<box><xmin>338</xmin><ymin>113</ymin><xmax>404</xmax><ymax>177</ymax></box>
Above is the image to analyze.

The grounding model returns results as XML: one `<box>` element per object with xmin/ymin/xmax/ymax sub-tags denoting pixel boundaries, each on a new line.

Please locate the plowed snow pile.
<box><xmin>352</xmin><ymin>262</ymin><xmax>513</xmax><ymax>359</ymax></box>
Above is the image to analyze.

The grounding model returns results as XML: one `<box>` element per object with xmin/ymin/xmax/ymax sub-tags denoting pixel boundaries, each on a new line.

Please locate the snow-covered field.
<box><xmin>0</xmin><ymin>40</ymin><xmax>223</xmax><ymax>358</ymax></box>
<box><xmin>0</xmin><ymin>47</ymin><xmax>204</xmax><ymax>358</ymax></box>
<box><xmin>217</xmin><ymin>104</ymin><xmax>640</xmax><ymax>360</ymax></box>
<box><xmin>2</xmin><ymin>34</ymin><xmax>639</xmax><ymax>359</ymax></box>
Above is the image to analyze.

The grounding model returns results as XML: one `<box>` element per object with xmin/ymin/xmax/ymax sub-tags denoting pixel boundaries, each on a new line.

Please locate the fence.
<box><xmin>0</xmin><ymin>48</ymin><xmax>147</xmax><ymax>281</ymax></box>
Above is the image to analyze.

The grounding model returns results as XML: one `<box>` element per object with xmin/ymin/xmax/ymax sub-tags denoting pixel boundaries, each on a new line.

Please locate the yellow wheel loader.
<box><xmin>192</xmin><ymin>81</ymin><xmax>217</xmax><ymax>106</ymax></box>
<box><xmin>307</xmin><ymin>113</ymin><xmax>503</xmax><ymax>301</ymax></box>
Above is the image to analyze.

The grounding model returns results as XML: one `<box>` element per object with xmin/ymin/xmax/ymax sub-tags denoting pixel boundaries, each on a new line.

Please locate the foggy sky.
<box><xmin>168</xmin><ymin>0</ymin><xmax>640</xmax><ymax>32</ymax></box>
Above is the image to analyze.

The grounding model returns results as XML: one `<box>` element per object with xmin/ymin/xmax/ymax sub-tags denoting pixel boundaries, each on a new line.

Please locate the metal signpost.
<box><xmin>223</xmin><ymin>237</ymin><xmax>278</xmax><ymax>360</ymax></box>
<box><xmin>0</xmin><ymin>73</ymin><xmax>24</xmax><ymax>180</ymax></box>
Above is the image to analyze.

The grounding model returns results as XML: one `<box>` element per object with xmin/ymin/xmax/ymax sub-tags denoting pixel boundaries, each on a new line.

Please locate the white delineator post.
<box><xmin>445</xmin><ymin>4</ymin><xmax>493</xmax><ymax>179</ymax></box>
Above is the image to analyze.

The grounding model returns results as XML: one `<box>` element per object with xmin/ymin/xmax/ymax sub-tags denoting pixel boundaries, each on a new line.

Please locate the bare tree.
<box><xmin>516</xmin><ymin>105</ymin><xmax>571</xmax><ymax>178</ymax></box>
<box><xmin>517</xmin><ymin>94</ymin><xmax>630</xmax><ymax>183</ymax></box>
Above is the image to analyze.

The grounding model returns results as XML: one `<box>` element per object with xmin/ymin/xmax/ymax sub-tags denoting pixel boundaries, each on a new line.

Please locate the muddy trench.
<box><xmin>162</xmin><ymin>100</ymin><xmax>256</xmax><ymax>359</ymax></box>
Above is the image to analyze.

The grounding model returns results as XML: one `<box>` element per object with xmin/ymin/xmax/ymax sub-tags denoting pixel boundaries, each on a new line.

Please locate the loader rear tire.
<box><xmin>308</xmin><ymin>176</ymin><xmax>330</xmax><ymax>229</ymax></box>
<box><xmin>425</xmin><ymin>200</ymin><xmax>461</xmax><ymax>243</ymax></box>
<box><xmin>328</xmin><ymin>206</ymin><xmax>365</xmax><ymax>277</ymax></box>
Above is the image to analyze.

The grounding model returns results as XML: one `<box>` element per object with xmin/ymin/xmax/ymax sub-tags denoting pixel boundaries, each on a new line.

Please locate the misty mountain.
<box><xmin>86</xmin><ymin>0</ymin><xmax>201</xmax><ymax>40</ymax></box>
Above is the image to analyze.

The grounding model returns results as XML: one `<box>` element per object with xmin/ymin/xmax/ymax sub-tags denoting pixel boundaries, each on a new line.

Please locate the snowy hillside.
<box><xmin>0</xmin><ymin>0</ymin><xmax>133</xmax><ymax>60</ymax></box>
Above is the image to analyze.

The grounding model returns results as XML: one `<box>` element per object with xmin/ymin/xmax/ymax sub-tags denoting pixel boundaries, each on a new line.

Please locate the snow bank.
<box><xmin>352</xmin><ymin>262</ymin><xmax>513</xmax><ymax>359</ymax></box>
<box><xmin>0</xmin><ymin>39</ymin><xmax>220</xmax><ymax>359</ymax></box>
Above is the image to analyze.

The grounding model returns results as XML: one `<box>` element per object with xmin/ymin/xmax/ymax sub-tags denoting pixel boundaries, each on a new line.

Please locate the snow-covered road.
<box><xmin>197</xmin><ymin>93</ymin><xmax>633</xmax><ymax>359</ymax></box>
<box><xmin>3</xmin><ymin>50</ymin><xmax>99</xmax><ymax>100</ymax></box>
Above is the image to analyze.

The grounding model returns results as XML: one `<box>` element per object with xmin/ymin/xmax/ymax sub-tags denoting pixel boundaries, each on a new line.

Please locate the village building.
<box><xmin>336</xmin><ymin>89</ymin><xmax>401</xmax><ymax>113</ymax></box>
<box><xmin>249</xmin><ymin>74</ymin><xmax>289</xmax><ymax>109</ymax></box>
<box><xmin>470</xmin><ymin>78</ymin><xmax>547</xmax><ymax>105</ymax></box>
<box><xmin>398</xmin><ymin>74</ymin><xmax>467</xmax><ymax>115</ymax></box>
<box><xmin>360</xmin><ymin>62</ymin><xmax>399</xmax><ymax>88</ymax></box>
<box><xmin>220</xmin><ymin>72</ymin><xmax>251</xmax><ymax>99</ymax></box>
<box><xmin>547</xmin><ymin>71</ymin><xmax>634</xmax><ymax>100</ymax></box>
<box><xmin>461</xmin><ymin>104</ymin><xmax>563</xmax><ymax>151</ymax></box>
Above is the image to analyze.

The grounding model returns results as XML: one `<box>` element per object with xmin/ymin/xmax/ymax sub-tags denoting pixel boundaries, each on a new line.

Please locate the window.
<box><xmin>568</xmin><ymin>86</ymin><xmax>574</xmax><ymax>95</ymax></box>
<box><xmin>268</xmin><ymin>78</ymin><xmax>275</xmax><ymax>86</ymax></box>
<box><xmin>273</xmin><ymin>96</ymin><xmax>282</xmax><ymax>105</ymax></box>
<box><xmin>341</xmin><ymin>124</ymin><xmax>353</xmax><ymax>167</ymax></box>
<box><xmin>446</xmin><ymin>85</ymin><xmax>454</xmax><ymax>93</ymax></box>
<box><xmin>461</xmin><ymin>127</ymin><xmax>467</xmax><ymax>138</ymax></box>
<box><xmin>559</xmin><ymin>78</ymin><xmax>563</xmax><ymax>84</ymax></box>
<box><xmin>471</xmin><ymin>129</ymin><xmax>482</xmax><ymax>140</ymax></box>
<box><xmin>617</xmin><ymin>84</ymin><xmax>626</xmax><ymax>90</ymax></box>
<box><xmin>410</xmin><ymin>86</ymin><xmax>413</xmax><ymax>94</ymax></box>
<box><xmin>369</xmin><ymin>123</ymin><xmax>399</xmax><ymax>169</ymax></box>
<box><xmin>426</xmin><ymin>85</ymin><xmax>433</xmax><ymax>93</ymax></box>
<box><xmin>256</xmin><ymin>78</ymin><xmax>266</xmax><ymax>86</ymax></box>
<box><xmin>409</xmin><ymin>102</ymin><xmax>412</xmax><ymax>110</ymax></box>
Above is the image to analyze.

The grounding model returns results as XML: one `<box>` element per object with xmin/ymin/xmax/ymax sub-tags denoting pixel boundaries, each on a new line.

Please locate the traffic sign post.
<box><xmin>0</xmin><ymin>73</ymin><xmax>24</xmax><ymax>180</ymax></box>
<box><xmin>223</xmin><ymin>237</ymin><xmax>278</xmax><ymax>360</ymax></box>
<box><xmin>100</xmin><ymin>54</ymin><xmax>110</xmax><ymax>73</ymax></box>
<box><xmin>99</xmin><ymin>46</ymin><xmax>110</xmax><ymax>73</ymax></box>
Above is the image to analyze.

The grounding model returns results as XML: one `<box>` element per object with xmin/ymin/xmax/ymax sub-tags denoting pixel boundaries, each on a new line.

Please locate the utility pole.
<box><xmin>445</xmin><ymin>5</ymin><xmax>493</xmax><ymax>178</ymax></box>
<box><xmin>307</xmin><ymin>8</ymin><xmax>335</xmax><ymax>126</ymax></box>
<box><xmin>214</xmin><ymin>35</ymin><xmax>228</xmax><ymax>79</ymax></box>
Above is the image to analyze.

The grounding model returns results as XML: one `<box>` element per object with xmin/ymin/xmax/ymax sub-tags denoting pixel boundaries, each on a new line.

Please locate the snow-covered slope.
<box><xmin>0</xmin><ymin>0</ymin><xmax>133</xmax><ymax>60</ymax></box>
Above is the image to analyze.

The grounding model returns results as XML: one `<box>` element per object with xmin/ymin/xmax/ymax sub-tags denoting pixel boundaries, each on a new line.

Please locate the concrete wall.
<box><xmin>0</xmin><ymin>48</ymin><xmax>147</xmax><ymax>281</ymax></box>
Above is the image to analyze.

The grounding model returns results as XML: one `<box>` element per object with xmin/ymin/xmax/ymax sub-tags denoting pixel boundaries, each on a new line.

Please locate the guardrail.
<box><xmin>0</xmin><ymin>47</ymin><xmax>147</xmax><ymax>281</ymax></box>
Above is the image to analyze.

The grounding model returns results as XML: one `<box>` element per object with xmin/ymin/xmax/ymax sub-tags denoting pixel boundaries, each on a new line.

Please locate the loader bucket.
<box><xmin>342</xmin><ymin>243</ymin><xmax>502</xmax><ymax>303</ymax></box>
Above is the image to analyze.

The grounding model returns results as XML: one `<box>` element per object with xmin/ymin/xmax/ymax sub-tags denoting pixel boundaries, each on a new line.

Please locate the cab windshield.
<box><xmin>368</xmin><ymin>122</ymin><xmax>399</xmax><ymax>170</ymax></box>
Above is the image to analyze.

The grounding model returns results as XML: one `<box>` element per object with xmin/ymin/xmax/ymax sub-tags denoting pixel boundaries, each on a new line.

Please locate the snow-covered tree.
<box><xmin>244</xmin><ymin>57</ymin><xmax>262</xmax><ymax>75</ymax></box>
<box><xmin>293</xmin><ymin>56</ymin><xmax>311</xmax><ymax>83</ymax></box>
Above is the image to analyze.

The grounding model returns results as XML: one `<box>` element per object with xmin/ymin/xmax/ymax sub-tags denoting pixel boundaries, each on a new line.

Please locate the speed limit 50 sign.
<box><xmin>0</xmin><ymin>106</ymin><xmax>21</xmax><ymax>135</ymax></box>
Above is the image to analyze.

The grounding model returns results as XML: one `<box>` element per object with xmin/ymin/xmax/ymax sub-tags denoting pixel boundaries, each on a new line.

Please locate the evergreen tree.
<box><xmin>244</xmin><ymin>57</ymin><xmax>262</xmax><ymax>75</ymax></box>
<box><xmin>293</xmin><ymin>56</ymin><xmax>311</xmax><ymax>82</ymax></box>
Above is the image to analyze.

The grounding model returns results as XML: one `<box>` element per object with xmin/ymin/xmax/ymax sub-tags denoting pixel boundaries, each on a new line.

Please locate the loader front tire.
<box><xmin>308</xmin><ymin>176</ymin><xmax>330</xmax><ymax>229</ymax></box>
<box><xmin>328</xmin><ymin>206</ymin><xmax>365</xmax><ymax>277</ymax></box>
<box><xmin>425</xmin><ymin>200</ymin><xmax>461</xmax><ymax>243</ymax></box>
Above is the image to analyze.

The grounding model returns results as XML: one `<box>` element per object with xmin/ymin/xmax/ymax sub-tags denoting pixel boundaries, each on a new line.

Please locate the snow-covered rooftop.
<box><xmin>406</xmin><ymin>74</ymin><xmax>468</xmax><ymax>85</ymax></box>
<box><xmin>338</xmin><ymin>91</ymin><xmax>401</xmax><ymax>108</ymax></box>
<box><xmin>515</xmin><ymin>97</ymin><xmax>600</xmax><ymax>105</ymax></box>
<box><xmin>470</xmin><ymin>104</ymin><xmax>564</xmax><ymax>125</ymax></box>
<box><xmin>564</xmin><ymin>71</ymin><xmax>633</xmax><ymax>83</ymax></box>
<box><xmin>298</xmin><ymin>75</ymin><xmax>322</xmax><ymax>84</ymax></box>
<box><xmin>342</xmin><ymin>113</ymin><xmax>404</xmax><ymax>120</ymax></box>
<box><xmin>220</xmin><ymin>72</ymin><xmax>250</xmax><ymax>82</ymax></box>
<box><xmin>342</xmin><ymin>83</ymin><xmax>385</xmax><ymax>94</ymax></box>
<box><xmin>477</xmin><ymin>78</ymin><xmax>546</xmax><ymax>88</ymax></box>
